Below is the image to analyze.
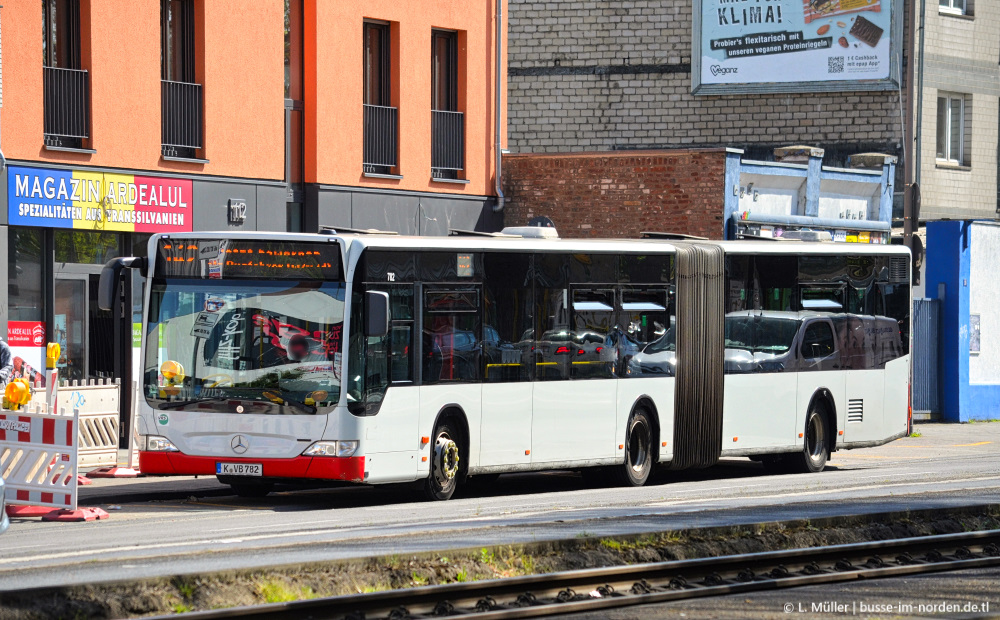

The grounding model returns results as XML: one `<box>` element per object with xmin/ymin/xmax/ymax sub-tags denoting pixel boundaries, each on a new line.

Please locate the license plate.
<box><xmin>216</xmin><ymin>462</ymin><xmax>263</xmax><ymax>476</ymax></box>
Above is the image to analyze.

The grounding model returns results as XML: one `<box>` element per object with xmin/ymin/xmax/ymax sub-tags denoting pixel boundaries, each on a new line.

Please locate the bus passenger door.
<box><xmin>480</xmin><ymin>254</ymin><xmax>533</xmax><ymax>468</ymax></box>
<box><xmin>362</xmin><ymin>284</ymin><xmax>420</xmax><ymax>482</ymax></box>
<box><xmin>531</xmin><ymin>287</ymin><xmax>617</xmax><ymax>463</ymax></box>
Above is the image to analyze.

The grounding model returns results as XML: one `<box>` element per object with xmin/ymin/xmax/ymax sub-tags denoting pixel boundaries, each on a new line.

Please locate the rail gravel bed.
<box><xmin>1</xmin><ymin>504</ymin><xmax>998</xmax><ymax>619</ymax></box>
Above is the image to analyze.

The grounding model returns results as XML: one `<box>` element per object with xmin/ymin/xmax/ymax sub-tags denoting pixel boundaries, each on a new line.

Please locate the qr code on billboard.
<box><xmin>828</xmin><ymin>56</ymin><xmax>845</xmax><ymax>74</ymax></box>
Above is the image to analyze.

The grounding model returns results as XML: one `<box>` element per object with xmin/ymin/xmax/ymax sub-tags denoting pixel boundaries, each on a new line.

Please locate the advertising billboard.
<box><xmin>692</xmin><ymin>0</ymin><xmax>901</xmax><ymax>94</ymax></box>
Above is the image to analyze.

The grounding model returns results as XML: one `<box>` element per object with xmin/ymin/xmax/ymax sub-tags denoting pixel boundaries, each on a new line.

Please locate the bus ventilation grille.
<box><xmin>889</xmin><ymin>257</ymin><xmax>909</xmax><ymax>283</ymax></box>
<box><xmin>847</xmin><ymin>399</ymin><xmax>864</xmax><ymax>423</ymax></box>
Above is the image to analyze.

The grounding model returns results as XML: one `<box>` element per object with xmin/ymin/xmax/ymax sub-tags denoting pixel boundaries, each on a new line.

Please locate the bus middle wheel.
<box><xmin>424</xmin><ymin>420</ymin><xmax>462</xmax><ymax>501</ymax></box>
<box><xmin>614</xmin><ymin>407</ymin><xmax>654</xmax><ymax>487</ymax></box>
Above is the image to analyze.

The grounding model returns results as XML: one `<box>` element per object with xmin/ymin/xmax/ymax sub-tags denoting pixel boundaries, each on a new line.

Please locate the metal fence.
<box><xmin>43</xmin><ymin>67</ymin><xmax>90</xmax><ymax>140</ymax></box>
<box><xmin>363</xmin><ymin>104</ymin><xmax>398</xmax><ymax>171</ymax></box>
<box><xmin>912</xmin><ymin>298</ymin><xmax>940</xmax><ymax>414</ymax></box>
<box><xmin>432</xmin><ymin>110</ymin><xmax>464</xmax><ymax>175</ymax></box>
<box><xmin>161</xmin><ymin>80</ymin><xmax>203</xmax><ymax>152</ymax></box>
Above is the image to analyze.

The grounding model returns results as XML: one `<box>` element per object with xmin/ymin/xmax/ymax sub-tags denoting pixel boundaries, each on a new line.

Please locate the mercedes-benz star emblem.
<box><xmin>231</xmin><ymin>435</ymin><xmax>249</xmax><ymax>454</ymax></box>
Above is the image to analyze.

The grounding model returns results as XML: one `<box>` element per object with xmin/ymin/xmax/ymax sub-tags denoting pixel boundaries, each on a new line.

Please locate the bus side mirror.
<box><xmin>98</xmin><ymin>256</ymin><xmax>147</xmax><ymax>311</ymax></box>
<box><xmin>365</xmin><ymin>291</ymin><xmax>390</xmax><ymax>338</ymax></box>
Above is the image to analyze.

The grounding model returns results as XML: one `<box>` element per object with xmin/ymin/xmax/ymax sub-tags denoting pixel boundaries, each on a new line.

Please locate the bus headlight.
<box><xmin>145</xmin><ymin>435</ymin><xmax>180</xmax><ymax>452</ymax></box>
<box><xmin>303</xmin><ymin>440</ymin><xmax>359</xmax><ymax>458</ymax></box>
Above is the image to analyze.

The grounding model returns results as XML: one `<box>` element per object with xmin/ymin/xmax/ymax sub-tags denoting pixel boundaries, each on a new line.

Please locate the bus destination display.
<box><xmin>157</xmin><ymin>239</ymin><xmax>341</xmax><ymax>280</ymax></box>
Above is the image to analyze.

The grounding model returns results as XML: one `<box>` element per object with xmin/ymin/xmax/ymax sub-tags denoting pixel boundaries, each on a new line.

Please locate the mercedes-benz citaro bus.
<box><xmin>99</xmin><ymin>227</ymin><xmax>911</xmax><ymax>499</ymax></box>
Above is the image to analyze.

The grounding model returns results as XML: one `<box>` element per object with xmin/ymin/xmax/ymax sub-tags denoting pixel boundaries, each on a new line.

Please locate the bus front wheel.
<box><xmin>613</xmin><ymin>407</ymin><xmax>654</xmax><ymax>487</ymax></box>
<box><xmin>424</xmin><ymin>420</ymin><xmax>462</xmax><ymax>501</ymax></box>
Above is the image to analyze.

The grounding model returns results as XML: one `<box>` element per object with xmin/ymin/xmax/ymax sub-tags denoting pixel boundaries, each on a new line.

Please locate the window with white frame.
<box><xmin>939</xmin><ymin>0</ymin><xmax>966</xmax><ymax>15</ymax></box>
<box><xmin>936</xmin><ymin>94</ymin><xmax>967</xmax><ymax>165</ymax></box>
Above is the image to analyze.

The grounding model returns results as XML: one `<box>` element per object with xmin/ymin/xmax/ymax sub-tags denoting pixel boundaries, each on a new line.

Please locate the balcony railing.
<box><xmin>432</xmin><ymin>110</ymin><xmax>464</xmax><ymax>177</ymax></box>
<box><xmin>363</xmin><ymin>104</ymin><xmax>398</xmax><ymax>172</ymax></box>
<box><xmin>162</xmin><ymin>80</ymin><xmax>203</xmax><ymax>156</ymax></box>
<box><xmin>44</xmin><ymin>67</ymin><xmax>90</xmax><ymax>145</ymax></box>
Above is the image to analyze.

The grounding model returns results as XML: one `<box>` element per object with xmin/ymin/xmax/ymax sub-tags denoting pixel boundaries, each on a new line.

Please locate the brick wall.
<box><xmin>501</xmin><ymin>149</ymin><xmax>728</xmax><ymax>239</ymax></box>
<box><xmin>507</xmin><ymin>0</ymin><xmax>906</xmax><ymax>169</ymax></box>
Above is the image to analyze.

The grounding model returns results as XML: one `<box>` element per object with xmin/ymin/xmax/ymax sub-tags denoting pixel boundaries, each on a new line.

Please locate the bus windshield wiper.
<box><xmin>159</xmin><ymin>396</ymin><xmax>229</xmax><ymax>410</ymax></box>
<box><xmin>262</xmin><ymin>389</ymin><xmax>318</xmax><ymax>414</ymax></box>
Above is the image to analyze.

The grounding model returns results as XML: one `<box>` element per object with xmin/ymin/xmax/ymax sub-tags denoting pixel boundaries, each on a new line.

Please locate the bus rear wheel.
<box><xmin>424</xmin><ymin>420</ymin><xmax>462</xmax><ymax>501</ymax></box>
<box><xmin>613</xmin><ymin>407</ymin><xmax>654</xmax><ymax>487</ymax></box>
<box><xmin>790</xmin><ymin>406</ymin><xmax>829</xmax><ymax>473</ymax></box>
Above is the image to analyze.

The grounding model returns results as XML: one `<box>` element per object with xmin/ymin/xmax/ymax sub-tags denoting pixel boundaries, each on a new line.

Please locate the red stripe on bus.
<box><xmin>139</xmin><ymin>451</ymin><xmax>365</xmax><ymax>482</ymax></box>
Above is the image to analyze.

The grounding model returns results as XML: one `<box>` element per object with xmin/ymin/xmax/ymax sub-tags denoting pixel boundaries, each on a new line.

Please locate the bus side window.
<box><xmin>800</xmin><ymin>321</ymin><xmax>836</xmax><ymax>363</ymax></box>
<box><xmin>423</xmin><ymin>289</ymin><xmax>481</xmax><ymax>384</ymax></box>
<box><xmin>482</xmin><ymin>252</ymin><xmax>533</xmax><ymax>383</ymax></box>
<box><xmin>755</xmin><ymin>255</ymin><xmax>796</xmax><ymax>311</ymax></box>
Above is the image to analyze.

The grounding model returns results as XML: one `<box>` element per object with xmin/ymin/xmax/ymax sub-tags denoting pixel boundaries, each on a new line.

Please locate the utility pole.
<box><xmin>902</xmin><ymin>0</ymin><xmax>916</xmax><ymax>251</ymax></box>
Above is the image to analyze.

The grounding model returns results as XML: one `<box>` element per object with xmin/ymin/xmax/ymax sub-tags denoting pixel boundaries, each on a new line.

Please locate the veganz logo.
<box><xmin>710</xmin><ymin>65</ymin><xmax>738</xmax><ymax>76</ymax></box>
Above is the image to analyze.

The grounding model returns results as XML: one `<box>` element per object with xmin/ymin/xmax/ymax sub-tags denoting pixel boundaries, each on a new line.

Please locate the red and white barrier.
<box><xmin>0</xmin><ymin>403</ymin><xmax>108</xmax><ymax>522</ymax></box>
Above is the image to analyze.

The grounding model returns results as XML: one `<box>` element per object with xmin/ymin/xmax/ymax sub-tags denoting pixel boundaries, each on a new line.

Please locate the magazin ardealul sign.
<box><xmin>692</xmin><ymin>0</ymin><xmax>900</xmax><ymax>94</ymax></box>
<box><xmin>7</xmin><ymin>165</ymin><xmax>193</xmax><ymax>232</ymax></box>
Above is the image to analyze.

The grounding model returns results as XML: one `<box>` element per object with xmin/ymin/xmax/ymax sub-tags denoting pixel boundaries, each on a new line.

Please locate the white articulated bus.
<box><xmin>99</xmin><ymin>228</ymin><xmax>911</xmax><ymax>498</ymax></box>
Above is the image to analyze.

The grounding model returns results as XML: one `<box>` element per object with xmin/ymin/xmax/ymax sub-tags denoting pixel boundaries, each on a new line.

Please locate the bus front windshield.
<box><xmin>145</xmin><ymin>279</ymin><xmax>346</xmax><ymax>413</ymax></box>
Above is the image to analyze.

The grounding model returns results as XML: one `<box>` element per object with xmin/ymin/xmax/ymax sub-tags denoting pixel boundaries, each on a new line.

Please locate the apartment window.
<box><xmin>42</xmin><ymin>0</ymin><xmax>88</xmax><ymax>149</ymax></box>
<box><xmin>939</xmin><ymin>0</ymin><xmax>966</xmax><ymax>15</ymax></box>
<box><xmin>363</xmin><ymin>21</ymin><xmax>397</xmax><ymax>174</ymax></box>
<box><xmin>936</xmin><ymin>94</ymin><xmax>967</xmax><ymax>165</ymax></box>
<box><xmin>160</xmin><ymin>0</ymin><xmax>202</xmax><ymax>159</ymax></box>
<box><xmin>431</xmin><ymin>30</ymin><xmax>463</xmax><ymax>180</ymax></box>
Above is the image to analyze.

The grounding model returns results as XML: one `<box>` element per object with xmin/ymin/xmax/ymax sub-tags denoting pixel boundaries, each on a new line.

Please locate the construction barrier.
<box><xmin>87</xmin><ymin>381</ymin><xmax>141</xmax><ymax>478</ymax></box>
<box><xmin>30</xmin><ymin>379</ymin><xmax>125</xmax><ymax>475</ymax></box>
<box><xmin>0</xmin><ymin>403</ymin><xmax>108</xmax><ymax>521</ymax></box>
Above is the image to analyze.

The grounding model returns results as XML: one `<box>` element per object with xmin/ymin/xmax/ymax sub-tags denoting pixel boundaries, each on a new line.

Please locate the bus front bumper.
<box><xmin>138</xmin><ymin>451</ymin><xmax>365</xmax><ymax>482</ymax></box>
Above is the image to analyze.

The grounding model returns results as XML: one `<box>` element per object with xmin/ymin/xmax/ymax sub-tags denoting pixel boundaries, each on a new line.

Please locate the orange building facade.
<box><xmin>1</xmin><ymin>1</ymin><xmax>505</xmax><ymax>409</ymax></box>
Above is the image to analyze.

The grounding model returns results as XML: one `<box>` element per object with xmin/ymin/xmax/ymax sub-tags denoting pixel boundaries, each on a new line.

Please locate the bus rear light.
<box><xmin>145</xmin><ymin>435</ymin><xmax>180</xmax><ymax>452</ymax></box>
<box><xmin>303</xmin><ymin>440</ymin><xmax>358</xmax><ymax>458</ymax></box>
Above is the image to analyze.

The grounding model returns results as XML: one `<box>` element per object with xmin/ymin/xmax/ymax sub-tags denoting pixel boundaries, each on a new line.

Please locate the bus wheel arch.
<box><xmin>424</xmin><ymin>405</ymin><xmax>470</xmax><ymax>501</ymax></box>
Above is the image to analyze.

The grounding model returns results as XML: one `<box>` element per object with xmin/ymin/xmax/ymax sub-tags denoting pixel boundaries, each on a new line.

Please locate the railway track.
<box><xmin>174</xmin><ymin>529</ymin><xmax>1000</xmax><ymax>619</ymax></box>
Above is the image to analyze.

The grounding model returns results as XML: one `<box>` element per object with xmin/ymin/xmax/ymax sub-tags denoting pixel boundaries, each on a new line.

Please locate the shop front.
<box><xmin>3</xmin><ymin>164</ymin><xmax>194</xmax><ymax>441</ymax></box>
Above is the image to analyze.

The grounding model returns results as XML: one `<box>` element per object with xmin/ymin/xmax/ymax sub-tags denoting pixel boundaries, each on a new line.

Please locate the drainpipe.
<box><xmin>493</xmin><ymin>0</ymin><xmax>505</xmax><ymax>213</ymax></box>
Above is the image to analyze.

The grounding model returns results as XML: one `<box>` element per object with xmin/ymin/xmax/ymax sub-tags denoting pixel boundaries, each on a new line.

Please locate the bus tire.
<box><xmin>424</xmin><ymin>420</ymin><xmax>462</xmax><ymax>501</ymax></box>
<box><xmin>614</xmin><ymin>407</ymin><xmax>654</xmax><ymax>487</ymax></box>
<box><xmin>792</xmin><ymin>406</ymin><xmax>830</xmax><ymax>473</ymax></box>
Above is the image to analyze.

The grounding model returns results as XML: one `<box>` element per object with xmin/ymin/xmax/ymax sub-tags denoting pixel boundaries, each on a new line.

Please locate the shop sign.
<box><xmin>6</xmin><ymin>321</ymin><xmax>46</xmax><ymax>387</ymax></box>
<box><xmin>692</xmin><ymin>0</ymin><xmax>901</xmax><ymax>94</ymax></box>
<box><xmin>7</xmin><ymin>165</ymin><xmax>193</xmax><ymax>232</ymax></box>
